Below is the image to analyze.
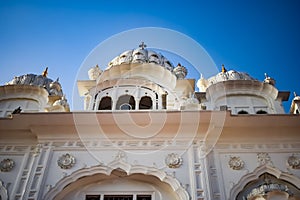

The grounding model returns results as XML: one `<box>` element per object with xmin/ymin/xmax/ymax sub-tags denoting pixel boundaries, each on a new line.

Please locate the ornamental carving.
<box><xmin>257</xmin><ymin>152</ymin><xmax>274</xmax><ymax>167</ymax></box>
<box><xmin>0</xmin><ymin>158</ymin><xmax>15</xmax><ymax>172</ymax></box>
<box><xmin>57</xmin><ymin>153</ymin><xmax>76</xmax><ymax>169</ymax></box>
<box><xmin>228</xmin><ymin>156</ymin><xmax>244</xmax><ymax>170</ymax></box>
<box><xmin>165</xmin><ymin>153</ymin><xmax>183</xmax><ymax>168</ymax></box>
<box><xmin>287</xmin><ymin>155</ymin><xmax>300</xmax><ymax>169</ymax></box>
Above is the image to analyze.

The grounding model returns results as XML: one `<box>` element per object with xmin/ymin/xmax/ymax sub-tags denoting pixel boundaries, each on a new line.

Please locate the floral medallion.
<box><xmin>0</xmin><ymin>158</ymin><xmax>15</xmax><ymax>172</ymax></box>
<box><xmin>287</xmin><ymin>155</ymin><xmax>300</xmax><ymax>169</ymax></box>
<box><xmin>57</xmin><ymin>153</ymin><xmax>76</xmax><ymax>169</ymax></box>
<box><xmin>165</xmin><ymin>153</ymin><xmax>183</xmax><ymax>168</ymax></box>
<box><xmin>228</xmin><ymin>156</ymin><xmax>244</xmax><ymax>170</ymax></box>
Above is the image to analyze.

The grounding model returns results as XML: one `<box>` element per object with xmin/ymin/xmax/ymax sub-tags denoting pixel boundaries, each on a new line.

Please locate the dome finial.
<box><xmin>221</xmin><ymin>64</ymin><xmax>227</xmax><ymax>73</ymax></box>
<box><xmin>139</xmin><ymin>42</ymin><xmax>147</xmax><ymax>50</ymax></box>
<box><xmin>42</xmin><ymin>67</ymin><xmax>48</xmax><ymax>77</ymax></box>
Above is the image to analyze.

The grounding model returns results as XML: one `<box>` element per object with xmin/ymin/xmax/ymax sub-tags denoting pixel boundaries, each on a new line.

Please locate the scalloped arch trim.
<box><xmin>229</xmin><ymin>165</ymin><xmax>300</xmax><ymax>199</ymax></box>
<box><xmin>44</xmin><ymin>160</ymin><xmax>189</xmax><ymax>200</ymax></box>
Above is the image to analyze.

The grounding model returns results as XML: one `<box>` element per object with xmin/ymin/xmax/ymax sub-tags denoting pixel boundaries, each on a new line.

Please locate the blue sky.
<box><xmin>0</xmin><ymin>0</ymin><xmax>299</xmax><ymax>112</ymax></box>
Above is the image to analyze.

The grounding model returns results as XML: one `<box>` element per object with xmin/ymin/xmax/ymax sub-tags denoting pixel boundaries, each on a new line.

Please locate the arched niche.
<box><xmin>139</xmin><ymin>96</ymin><xmax>152</xmax><ymax>109</ymax></box>
<box><xmin>98</xmin><ymin>96</ymin><xmax>112</xmax><ymax>110</ymax></box>
<box><xmin>116</xmin><ymin>95</ymin><xmax>135</xmax><ymax>110</ymax></box>
<box><xmin>230</xmin><ymin>165</ymin><xmax>300</xmax><ymax>200</ymax></box>
<box><xmin>44</xmin><ymin>161</ymin><xmax>189</xmax><ymax>200</ymax></box>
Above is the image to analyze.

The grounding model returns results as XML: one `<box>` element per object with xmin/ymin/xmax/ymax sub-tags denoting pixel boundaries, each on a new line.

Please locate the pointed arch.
<box><xmin>44</xmin><ymin>160</ymin><xmax>189</xmax><ymax>200</ymax></box>
<box><xmin>230</xmin><ymin>165</ymin><xmax>300</xmax><ymax>199</ymax></box>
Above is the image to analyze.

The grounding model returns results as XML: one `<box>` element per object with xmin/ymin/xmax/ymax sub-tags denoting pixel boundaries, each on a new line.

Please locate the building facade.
<box><xmin>0</xmin><ymin>44</ymin><xmax>300</xmax><ymax>200</ymax></box>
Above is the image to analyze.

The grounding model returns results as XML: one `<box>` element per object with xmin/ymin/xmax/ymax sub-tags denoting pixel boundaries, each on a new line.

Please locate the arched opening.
<box><xmin>139</xmin><ymin>96</ymin><xmax>152</xmax><ymax>109</ymax></box>
<box><xmin>44</xmin><ymin>163</ymin><xmax>189</xmax><ymax>200</ymax></box>
<box><xmin>98</xmin><ymin>97</ymin><xmax>112</xmax><ymax>110</ymax></box>
<box><xmin>116</xmin><ymin>95</ymin><xmax>135</xmax><ymax>110</ymax></box>
<box><xmin>256</xmin><ymin>110</ymin><xmax>268</xmax><ymax>114</ymax></box>
<box><xmin>238</xmin><ymin>110</ymin><xmax>249</xmax><ymax>114</ymax></box>
<box><xmin>236</xmin><ymin>173</ymin><xmax>300</xmax><ymax>200</ymax></box>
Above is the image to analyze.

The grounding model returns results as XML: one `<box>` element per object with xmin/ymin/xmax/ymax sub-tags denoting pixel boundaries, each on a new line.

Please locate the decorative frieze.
<box><xmin>57</xmin><ymin>153</ymin><xmax>76</xmax><ymax>169</ymax></box>
<box><xmin>165</xmin><ymin>153</ymin><xmax>183</xmax><ymax>168</ymax></box>
<box><xmin>228</xmin><ymin>156</ymin><xmax>244</xmax><ymax>170</ymax></box>
<box><xmin>0</xmin><ymin>158</ymin><xmax>15</xmax><ymax>172</ymax></box>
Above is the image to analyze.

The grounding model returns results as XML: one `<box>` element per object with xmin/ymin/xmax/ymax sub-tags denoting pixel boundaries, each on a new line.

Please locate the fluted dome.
<box><xmin>6</xmin><ymin>68</ymin><xmax>64</xmax><ymax>96</ymax></box>
<box><xmin>107</xmin><ymin>42</ymin><xmax>174</xmax><ymax>72</ymax></box>
<box><xmin>207</xmin><ymin>69</ymin><xmax>255</xmax><ymax>86</ymax></box>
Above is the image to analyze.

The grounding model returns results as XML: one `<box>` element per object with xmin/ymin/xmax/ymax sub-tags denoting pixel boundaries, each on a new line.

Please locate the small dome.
<box><xmin>207</xmin><ymin>68</ymin><xmax>255</xmax><ymax>86</ymax></box>
<box><xmin>107</xmin><ymin>42</ymin><xmax>174</xmax><ymax>72</ymax></box>
<box><xmin>6</xmin><ymin>68</ymin><xmax>64</xmax><ymax>96</ymax></box>
<box><xmin>174</xmin><ymin>63</ymin><xmax>188</xmax><ymax>79</ymax></box>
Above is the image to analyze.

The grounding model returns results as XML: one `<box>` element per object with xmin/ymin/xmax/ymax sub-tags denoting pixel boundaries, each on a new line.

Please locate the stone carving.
<box><xmin>228</xmin><ymin>156</ymin><xmax>244</xmax><ymax>170</ymax></box>
<box><xmin>57</xmin><ymin>153</ymin><xmax>76</xmax><ymax>169</ymax></box>
<box><xmin>0</xmin><ymin>158</ymin><xmax>15</xmax><ymax>172</ymax></box>
<box><xmin>114</xmin><ymin>151</ymin><xmax>126</xmax><ymax>161</ymax></box>
<box><xmin>257</xmin><ymin>152</ymin><xmax>274</xmax><ymax>166</ymax></box>
<box><xmin>287</xmin><ymin>155</ymin><xmax>300</xmax><ymax>169</ymax></box>
<box><xmin>174</xmin><ymin>63</ymin><xmax>188</xmax><ymax>79</ymax></box>
<box><xmin>6</xmin><ymin>69</ymin><xmax>64</xmax><ymax>97</ymax></box>
<box><xmin>246</xmin><ymin>183</ymin><xmax>292</xmax><ymax>200</ymax></box>
<box><xmin>88</xmin><ymin>64</ymin><xmax>102</xmax><ymax>80</ymax></box>
<box><xmin>165</xmin><ymin>153</ymin><xmax>183</xmax><ymax>168</ymax></box>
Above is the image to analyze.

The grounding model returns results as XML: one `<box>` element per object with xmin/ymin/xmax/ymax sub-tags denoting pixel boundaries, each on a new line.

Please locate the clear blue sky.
<box><xmin>0</xmin><ymin>0</ymin><xmax>299</xmax><ymax>112</ymax></box>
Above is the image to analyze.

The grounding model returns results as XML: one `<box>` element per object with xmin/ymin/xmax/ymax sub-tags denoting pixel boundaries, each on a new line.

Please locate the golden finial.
<box><xmin>42</xmin><ymin>67</ymin><xmax>48</xmax><ymax>77</ymax></box>
<box><xmin>221</xmin><ymin>64</ymin><xmax>227</xmax><ymax>73</ymax></box>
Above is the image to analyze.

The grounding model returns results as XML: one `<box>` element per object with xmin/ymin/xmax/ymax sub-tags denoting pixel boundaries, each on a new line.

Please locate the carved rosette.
<box><xmin>57</xmin><ymin>153</ymin><xmax>76</xmax><ymax>169</ymax></box>
<box><xmin>257</xmin><ymin>152</ymin><xmax>274</xmax><ymax>167</ymax></box>
<box><xmin>228</xmin><ymin>156</ymin><xmax>244</xmax><ymax>170</ymax></box>
<box><xmin>0</xmin><ymin>158</ymin><xmax>15</xmax><ymax>172</ymax></box>
<box><xmin>165</xmin><ymin>153</ymin><xmax>183</xmax><ymax>168</ymax></box>
<box><xmin>287</xmin><ymin>155</ymin><xmax>300</xmax><ymax>169</ymax></box>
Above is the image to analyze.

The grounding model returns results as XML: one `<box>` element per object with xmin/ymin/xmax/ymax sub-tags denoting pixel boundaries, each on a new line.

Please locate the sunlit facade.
<box><xmin>0</xmin><ymin>44</ymin><xmax>299</xmax><ymax>200</ymax></box>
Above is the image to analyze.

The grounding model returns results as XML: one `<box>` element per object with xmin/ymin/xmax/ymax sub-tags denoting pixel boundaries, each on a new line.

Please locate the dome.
<box><xmin>107</xmin><ymin>42</ymin><xmax>174</xmax><ymax>72</ymax></box>
<box><xmin>207</xmin><ymin>67</ymin><xmax>256</xmax><ymax>86</ymax></box>
<box><xmin>6</xmin><ymin>67</ymin><xmax>64</xmax><ymax>96</ymax></box>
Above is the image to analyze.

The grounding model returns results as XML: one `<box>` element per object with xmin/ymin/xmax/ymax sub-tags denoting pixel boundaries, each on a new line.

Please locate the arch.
<box><xmin>0</xmin><ymin>180</ymin><xmax>8</xmax><ymax>200</ymax></box>
<box><xmin>116</xmin><ymin>95</ymin><xmax>135</xmax><ymax>110</ymax></box>
<box><xmin>98</xmin><ymin>96</ymin><xmax>112</xmax><ymax>110</ymax></box>
<box><xmin>238</xmin><ymin>110</ymin><xmax>249</xmax><ymax>114</ymax></box>
<box><xmin>230</xmin><ymin>165</ymin><xmax>300</xmax><ymax>199</ymax></box>
<box><xmin>44</xmin><ymin>160</ymin><xmax>189</xmax><ymax>200</ymax></box>
<box><xmin>256</xmin><ymin>109</ymin><xmax>268</xmax><ymax>114</ymax></box>
<box><xmin>139</xmin><ymin>96</ymin><xmax>152</xmax><ymax>109</ymax></box>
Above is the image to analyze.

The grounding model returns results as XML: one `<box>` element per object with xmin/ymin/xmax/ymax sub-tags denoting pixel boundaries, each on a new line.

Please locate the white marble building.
<box><xmin>0</xmin><ymin>44</ymin><xmax>299</xmax><ymax>200</ymax></box>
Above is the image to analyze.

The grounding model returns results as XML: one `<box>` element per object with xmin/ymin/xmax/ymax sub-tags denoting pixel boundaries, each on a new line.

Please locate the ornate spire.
<box><xmin>139</xmin><ymin>42</ymin><xmax>147</xmax><ymax>49</ymax></box>
<box><xmin>42</xmin><ymin>67</ymin><xmax>48</xmax><ymax>77</ymax></box>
